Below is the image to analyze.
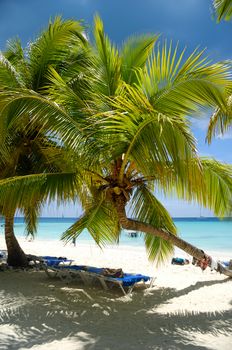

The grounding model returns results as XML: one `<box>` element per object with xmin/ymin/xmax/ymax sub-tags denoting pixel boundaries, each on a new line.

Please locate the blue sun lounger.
<box><xmin>96</xmin><ymin>271</ymin><xmax>152</xmax><ymax>295</ymax></box>
<box><xmin>82</xmin><ymin>266</ymin><xmax>152</xmax><ymax>294</ymax></box>
<box><xmin>42</xmin><ymin>256</ymin><xmax>74</xmax><ymax>266</ymax></box>
<box><xmin>27</xmin><ymin>255</ymin><xmax>74</xmax><ymax>270</ymax></box>
<box><xmin>44</xmin><ymin>263</ymin><xmax>154</xmax><ymax>295</ymax></box>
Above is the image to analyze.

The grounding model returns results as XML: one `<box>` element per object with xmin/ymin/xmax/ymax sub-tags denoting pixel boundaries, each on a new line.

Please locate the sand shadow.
<box><xmin>0</xmin><ymin>270</ymin><xmax>232</xmax><ymax>350</ymax></box>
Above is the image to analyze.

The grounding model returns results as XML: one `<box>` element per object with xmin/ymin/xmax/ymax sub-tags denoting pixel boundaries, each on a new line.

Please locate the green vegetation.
<box><xmin>213</xmin><ymin>0</ymin><xmax>232</xmax><ymax>21</ymax></box>
<box><xmin>0</xmin><ymin>18</ymin><xmax>87</xmax><ymax>266</ymax></box>
<box><xmin>0</xmin><ymin>16</ymin><xmax>232</xmax><ymax>267</ymax></box>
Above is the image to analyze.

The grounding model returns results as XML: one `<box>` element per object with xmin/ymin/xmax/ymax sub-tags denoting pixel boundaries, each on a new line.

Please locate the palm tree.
<box><xmin>0</xmin><ymin>17</ymin><xmax>88</xmax><ymax>266</ymax></box>
<box><xmin>0</xmin><ymin>17</ymin><xmax>232</xmax><ymax>275</ymax></box>
<box><xmin>213</xmin><ymin>0</ymin><xmax>232</xmax><ymax>21</ymax></box>
<box><xmin>55</xmin><ymin>17</ymin><xmax>232</xmax><ymax>265</ymax></box>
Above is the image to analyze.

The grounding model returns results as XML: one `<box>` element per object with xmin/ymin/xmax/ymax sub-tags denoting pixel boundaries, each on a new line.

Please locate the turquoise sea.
<box><xmin>1</xmin><ymin>217</ymin><xmax>232</xmax><ymax>253</ymax></box>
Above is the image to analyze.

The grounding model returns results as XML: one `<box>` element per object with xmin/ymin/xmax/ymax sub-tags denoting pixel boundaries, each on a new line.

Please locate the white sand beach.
<box><xmin>0</xmin><ymin>237</ymin><xmax>232</xmax><ymax>350</ymax></box>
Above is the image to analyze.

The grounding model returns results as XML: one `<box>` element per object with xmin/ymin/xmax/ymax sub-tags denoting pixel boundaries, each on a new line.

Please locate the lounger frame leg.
<box><xmin>126</xmin><ymin>285</ymin><xmax>134</xmax><ymax>295</ymax></box>
<box><xmin>45</xmin><ymin>268</ymin><xmax>58</xmax><ymax>278</ymax></box>
<box><xmin>149</xmin><ymin>277</ymin><xmax>156</xmax><ymax>288</ymax></box>
<box><xmin>98</xmin><ymin>277</ymin><xmax>109</xmax><ymax>291</ymax></box>
<box><xmin>78</xmin><ymin>271</ymin><xmax>92</xmax><ymax>286</ymax></box>
<box><xmin>58</xmin><ymin>271</ymin><xmax>73</xmax><ymax>283</ymax></box>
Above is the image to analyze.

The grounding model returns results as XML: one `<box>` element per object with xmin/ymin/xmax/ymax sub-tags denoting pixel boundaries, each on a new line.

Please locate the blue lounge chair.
<box><xmin>44</xmin><ymin>263</ymin><xmax>153</xmax><ymax>295</ymax></box>
<box><xmin>42</xmin><ymin>256</ymin><xmax>74</xmax><ymax>266</ymax></box>
<box><xmin>97</xmin><ymin>272</ymin><xmax>152</xmax><ymax>295</ymax></box>
<box><xmin>86</xmin><ymin>267</ymin><xmax>152</xmax><ymax>294</ymax></box>
<box><xmin>27</xmin><ymin>255</ymin><xmax>74</xmax><ymax>270</ymax></box>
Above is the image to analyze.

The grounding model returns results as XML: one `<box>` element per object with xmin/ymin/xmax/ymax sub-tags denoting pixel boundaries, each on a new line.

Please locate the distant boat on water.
<box><xmin>127</xmin><ymin>231</ymin><xmax>138</xmax><ymax>238</ymax></box>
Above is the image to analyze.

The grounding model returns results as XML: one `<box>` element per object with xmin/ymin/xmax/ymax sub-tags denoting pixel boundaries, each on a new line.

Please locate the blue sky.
<box><xmin>0</xmin><ymin>0</ymin><xmax>232</xmax><ymax>217</ymax></box>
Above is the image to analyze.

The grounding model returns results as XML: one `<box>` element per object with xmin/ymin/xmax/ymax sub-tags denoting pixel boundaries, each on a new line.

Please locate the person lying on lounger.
<box><xmin>102</xmin><ymin>268</ymin><xmax>124</xmax><ymax>278</ymax></box>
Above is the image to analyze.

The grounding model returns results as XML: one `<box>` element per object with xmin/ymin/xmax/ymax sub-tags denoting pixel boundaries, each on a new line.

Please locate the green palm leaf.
<box><xmin>45</xmin><ymin>67</ymin><xmax>87</xmax><ymax>115</ymax></box>
<box><xmin>22</xmin><ymin>202</ymin><xmax>42</xmax><ymax>238</ymax></box>
<box><xmin>213</xmin><ymin>0</ymin><xmax>232</xmax><ymax>21</ymax></box>
<box><xmin>28</xmin><ymin>16</ymin><xmax>87</xmax><ymax>91</ymax></box>
<box><xmin>129</xmin><ymin>185</ymin><xmax>176</xmax><ymax>263</ymax></box>
<box><xmin>207</xmin><ymin>107</ymin><xmax>232</xmax><ymax>143</ymax></box>
<box><xmin>121</xmin><ymin>34</ymin><xmax>158</xmax><ymax>85</ymax></box>
<box><xmin>0</xmin><ymin>172</ymin><xmax>78</xmax><ymax>214</ymax></box>
<box><xmin>0</xmin><ymin>90</ymin><xmax>84</xmax><ymax>150</ymax></box>
<box><xmin>137</xmin><ymin>43</ymin><xmax>230</xmax><ymax>116</ymax></box>
<box><xmin>207</xmin><ymin>92</ymin><xmax>232</xmax><ymax>143</ymax></box>
<box><xmin>200</xmin><ymin>158</ymin><xmax>232</xmax><ymax>216</ymax></box>
<box><xmin>93</xmin><ymin>15</ymin><xmax>121</xmax><ymax>96</ymax></box>
<box><xmin>3</xmin><ymin>38</ymin><xmax>30</xmax><ymax>86</ymax></box>
<box><xmin>0</xmin><ymin>53</ymin><xmax>24</xmax><ymax>89</ymax></box>
<box><xmin>62</xmin><ymin>197</ymin><xmax>120</xmax><ymax>246</ymax></box>
<box><xmin>152</xmin><ymin>158</ymin><xmax>232</xmax><ymax>217</ymax></box>
<box><xmin>102</xmin><ymin>86</ymin><xmax>198</xmax><ymax>183</ymax></box>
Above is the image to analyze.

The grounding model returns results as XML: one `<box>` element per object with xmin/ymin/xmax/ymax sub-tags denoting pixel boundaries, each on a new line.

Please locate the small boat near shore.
<box><xmin>127</xmin><ymin>231</ymin><xmax>138</xmax><ymax>238</ymax></box>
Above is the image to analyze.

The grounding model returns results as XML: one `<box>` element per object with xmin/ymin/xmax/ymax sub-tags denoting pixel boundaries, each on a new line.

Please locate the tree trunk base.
<box><xmin>5</xmin><ymin>215</ymin><xmax>28</xmax><ymax>268</ymax></box>
<box><xmin>7</xmin><ymin>252</ymin><xmax>28</xmax><ymax>268</ymax></box>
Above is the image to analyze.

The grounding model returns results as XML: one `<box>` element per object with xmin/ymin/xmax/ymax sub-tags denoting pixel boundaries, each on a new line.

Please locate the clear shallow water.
<box><xmin>1</xmin><ymin>217</ymin><xmax>232</xmax><ymax>253</ymax></box>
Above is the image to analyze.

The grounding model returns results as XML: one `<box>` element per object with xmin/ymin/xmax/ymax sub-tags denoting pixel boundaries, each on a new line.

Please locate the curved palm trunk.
<box><xmin>115</xmin><ymin>195</ymin><xmax>232</xmax><ymax>277</ymax></box>
<box><xmin>5</xmin><ymin>215</ymin><xmax>28</xmax><ymax>267</ymax></box>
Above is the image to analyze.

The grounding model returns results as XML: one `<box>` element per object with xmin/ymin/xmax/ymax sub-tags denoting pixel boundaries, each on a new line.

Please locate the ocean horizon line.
<box><xmin>10</xmin><ymin>216</ymin><xmax>232</xmax><ymax>220</ymax></box>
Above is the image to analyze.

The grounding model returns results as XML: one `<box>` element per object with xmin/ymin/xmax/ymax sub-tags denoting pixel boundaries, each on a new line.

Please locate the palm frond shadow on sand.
<box><xmin>0</xmin><ymin>270</ymin><xmax>232</xmax><ymax>350</ymax></box>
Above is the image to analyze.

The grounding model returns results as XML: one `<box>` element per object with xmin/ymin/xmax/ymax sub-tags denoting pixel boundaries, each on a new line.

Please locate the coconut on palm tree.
<box><xmin>0</xmin><ymin>17</ymin><xmax>232</xmax><ymax>273</ymax></box>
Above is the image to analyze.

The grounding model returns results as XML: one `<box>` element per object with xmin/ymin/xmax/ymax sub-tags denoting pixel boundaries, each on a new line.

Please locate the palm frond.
<box><xmin>206</xmin><ymin>82</ymin><xmax>232</xmax><ymax>143</ymax></box>
<box><xmin>0</xmin><ymin>53</ymin><xmax>24</xmax><ymax>89</ymax></box>
<box><xmin>45</xmin><ymin>67</ymin><xmax>87</xmax><ymax>115</ymax></box>
<box><xmin>137</xmin><ymin>43</ymin><xmax>231</xmax><ymax>116</ymax></box>
<box><xmin>4</xmin><ymin>38</ymin><xmax>25</xmax><ymax>64</ymax></box>
<box><xmin>153</xmin><ymin>158</ymin><xmax>232</xmax><ymax>217</ymax></box>
<box><xmin>28</xmin><ymin>16</ymin><xmax>87</xmax><ymax>91</ymax></box>
<box><xmin>200</xmin><ymin>158</ymin><xmax>232</xmax><ymax>216</ymax></box>
<box><xmin>0</xmin><ymin>90</ymin><xmax>84</xmax><ymax>150</ymax></box>
<box><xmin>22</xmin><ymin>202</ymin><xmax>41</xmax><ymax>238</ymax></box>
<box><xmin>3</xmin><ymin>38</ymin><xmax>31</xmax><ymax>87</ymax></box>
<box><xmin>103</xmin><ymin>85</ymin><xmax>199</xmax><ymax>183</ymax></box>
<box><xmin>0</xmin><ymin>172</ymin><xmax>78</xmax><ymax>214</ymax></box>
<box><xmin>93</xmin><ymin>15</ymin><xmax>121</xmax><ymax>96</ymax></box>
<box><xmin>129</xmin><ymin>185</ymin><xmax>176</xmax><ymax>263</ymax></box>
<box><xmin>213</xmin><ymin>0</ymin><xmax>232</xmax><ymax>21</ymax></box>
<box><xmin>121</xmin><ymin>34</ymin><xmax>158</xmax><ymax>85</ymax></box>
<box><xmin>62</xmin><ymin>196</ymin><xmax>120</xmax><ymax>246</ymax></box>
<box><xmin>207</xmin><ymin>96</ymin><xmax>232</xmax><ymax>143</ymax></box>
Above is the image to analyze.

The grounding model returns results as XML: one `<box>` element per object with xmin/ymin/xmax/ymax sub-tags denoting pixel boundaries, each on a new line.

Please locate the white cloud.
<box><xmin>190</xmin><ymin>117</ymin><xmax>210</xmax><ymax>131</ymax></box>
